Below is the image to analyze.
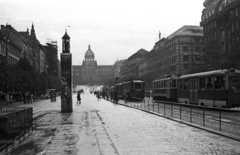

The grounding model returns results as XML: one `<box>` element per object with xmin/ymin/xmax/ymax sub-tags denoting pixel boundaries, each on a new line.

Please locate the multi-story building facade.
<box><xmin>147</xmin><ymin>25</ymin><xmax>205</xmax><ymax>82</ymax></box>
<box><xmin>19</xmin><ymin>28</ymin><xmax>35</xmax><ymax>67</ymax></box>
<box><xmin>0</xmin><ymin>26</ymin><xmax>9</xmax><ymax>64</ymax></box>
<box><xmin>44</xmin><ymin>41</ymin><xmax>59</xmax><ymax>77</ymax></box>
<box><xmin>73</xmin><ymin>65</ymin><xmax>82</xmax><ymax>85</ymax></box>
<box><xmin>73</xmin><ymin>45</ymin><xmax>114</xmax><ymax>86</ymax></box>
<box><xmin>0</xmin><ymin>23</ymin><xmax>49</xmax><ymax>73</ymax></box>
<box><xmin>0</xmin><ymin>25</ymin><xmax>22</xmax><ymax>65</ymax></box>
<box><xmin>138</xmin><ymin>59</ymin><xmax>148</xmax><ymax>79</ymax></box>
<box><xmin>113</xmin><ymin>59</ymin><xmax>126</xmax><ymax>80</ymax></box>
<box><xmin>120</xmin><ymin>49</ymin><xmax>148</xmax><ymax>82</ymax></box>
<box><xmin>39</xmin><ymin>44</ymin><xmax>47</xmax><ymax>73</ymax></box>
<box><xmin>201</xmin><ymin>0</ymin><xmax>240</xmax><ymax>69</ymax></box>
<box><xmin>19</xmin><ymin>24</ymin><xmax>47</xmax><ymax>73</ymax></box>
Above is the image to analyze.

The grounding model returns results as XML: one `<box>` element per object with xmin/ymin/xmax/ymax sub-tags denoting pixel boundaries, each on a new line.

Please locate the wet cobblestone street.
<box><xmin>5</xmin><ymin>92</ymin><xmax>240</xmax><ymax>155</ymax></box>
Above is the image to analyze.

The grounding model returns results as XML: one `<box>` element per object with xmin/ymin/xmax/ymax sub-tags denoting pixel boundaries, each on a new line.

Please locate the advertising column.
<box><xmin>61</xmin><ymin>30</ymin><xmax>72</xmax><ymax>112</ymax></box>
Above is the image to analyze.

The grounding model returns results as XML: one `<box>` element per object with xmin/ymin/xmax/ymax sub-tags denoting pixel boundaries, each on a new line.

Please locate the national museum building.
<box><xmin>73</xmin><ymin>45</ymin><xmax>114</xmax><ymax>86</ymax></box>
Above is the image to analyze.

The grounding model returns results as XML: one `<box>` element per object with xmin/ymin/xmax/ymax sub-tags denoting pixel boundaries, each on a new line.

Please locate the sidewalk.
<box><xmin>6</xmin><ymin>101</ymin><xmax>120</xmax><ymax>155</ymax></box>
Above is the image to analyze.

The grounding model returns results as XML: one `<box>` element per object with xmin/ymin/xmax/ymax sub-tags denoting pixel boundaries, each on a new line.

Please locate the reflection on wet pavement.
<box><xmin>6</xmin><ymin>93</ymin><xmax>240</xmax><ymax>155</ymax></box>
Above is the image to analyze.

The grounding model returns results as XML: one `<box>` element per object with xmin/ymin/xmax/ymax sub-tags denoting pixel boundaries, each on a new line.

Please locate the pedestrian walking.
<box><xmin>5</xmin><ymin>93</ymin><xmax>9</xmax><ymax>104</ymax></box>
<box><xmin>9</xmin><ymin>93</ymin><xmax>13</xmax><ymax>104</ymax></box>
<box><xmin>97</xmin><ymin>92</ymin><xmax>101</xmax><ymax>101</ymax></box>
<box><xmin>113</xmin><ymin>90</ymin><xmax>118</xmax><ymax>103</ymax></box>
<box><xmin>30</xmin><ymin>93</ymin><xmax>33</xmax><ymax>104</ymax></box>
<box><xmin>50</xmin><ymin>92</ymin><xmax>53</xmax><ymax>102</ymax></box>
<box><xmin>27</xmin><ymin>92</ymin><xmax>30</xmax><ymax>104</ymax></box>
<box><xmin>76</xmin><ymin>92</ymin><xmax>81</xmax><ymax>104</ymax></box>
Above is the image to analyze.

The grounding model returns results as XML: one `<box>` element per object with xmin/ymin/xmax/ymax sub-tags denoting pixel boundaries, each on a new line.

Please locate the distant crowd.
<box><xmin>0</xmin><ymin>91</ymin><xmax>35</xmax><ymax>105</ymax></box>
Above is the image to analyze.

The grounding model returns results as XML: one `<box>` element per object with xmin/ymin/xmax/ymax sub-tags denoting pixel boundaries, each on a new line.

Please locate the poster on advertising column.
<box><xmin>60</xmin><ymin>53</ymin><xmax>72</xmax><ymax>112</ymax></box>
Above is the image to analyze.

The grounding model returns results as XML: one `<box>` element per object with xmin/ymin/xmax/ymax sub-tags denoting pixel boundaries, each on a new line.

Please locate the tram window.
<box><xmin>215</xmin><ymin>77</ymin><xmax>225</xmax><ymax>89</ymax></box>
<box><xmin>161</xmin><ymin>82</ymin><xmax>163</xmax><ymax>88</ymax></box>
<box><xmin>189</xmin><ymin>80</ymin><xmax>192</xmax><ymax>89</ymax></box>
<box><xmin>164</xmin><ymin>81</ymin><xmax>166</xmax><ymax>88</ymax></box>
<box><xmin>206</xmin><ymin>77</ymin><xmax>213</xmax><ymax>89</ymax></box>
<box><xmin>178</xmin><ymin>80</ymin><xmax>183</xmax><ymax>89</ymax></box>
<box><xmin>199</xmin><ymin>78</ymin><xmax>205</xmax><ymax>89</ymax></box>
<box><xmin>172</xmin><ymin>80</ymin><xmax>176</xmax><ymax>88</ymax></box>
<box><xmin>135</xmin><ymin>83</ymin><xmax>142</xmax><ymax>89</ymax></box>
<box><xmin>184</xmin><ymin>80</ymin><xmax>188</xmax><ymax>89</ymax></box>
<box><xmin>195</xmin><ymin>79</ymin><xmax>199</xmax><ymax>89</ymax></box>
<box><xmin>229</xmin><ymin>76</ymin><xmax>240</xmax><ymax>89</ymax></box>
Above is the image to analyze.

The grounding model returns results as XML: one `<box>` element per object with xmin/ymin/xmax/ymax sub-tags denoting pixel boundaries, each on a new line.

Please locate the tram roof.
<box><xmin>122</xmin><ymin>80</ymin><xmax>144</xmax><ymax>84</ymax></box>
<box><xmin>152</xmin><ymin>77</ymin><xmax>179</xmax><ymax>82</ymax></box>
<box><xmin>179</xmin><ymin>69</ymin><xmax>240</xmax><ymax>79</ymax></box>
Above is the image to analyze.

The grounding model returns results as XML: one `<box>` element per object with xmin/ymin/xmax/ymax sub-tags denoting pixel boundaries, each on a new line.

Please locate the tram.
<box><xmin>152</xmin><ymin>77</ymin><xmax>178</xmax><ymax>101</ymax></box>
<box><xmin>122</xmin><ymin>80</ymin><xmax>145</xmax><ymax>101</ymax></box>
<box><xmin>115</xmin><ymin>83</ymin><xmax>123</xmax><ymax>99</ymax></box>
<box><xmin>178</xmin><ymin>69</ymin><xmax>240</xmax><ymax>108</ymax></box>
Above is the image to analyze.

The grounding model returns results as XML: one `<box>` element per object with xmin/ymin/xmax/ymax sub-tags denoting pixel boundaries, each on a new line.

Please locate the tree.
<box><xmin>0</xmin><ymin>59</ymin><xmax>9</xmax><ymax>91</ymax></box>
<box><xmin>48</xmin><ymin>75</ymin><xmax>60</xmax><ymax>91</ymax></box>
<box><xmin>17</xmin><ymin>58</ymin><xmax>33</xmax><ymax>72</ymax></box>
<box><xmin>39</xmin><ymin>72</ymin><xmax>48</xmax><ymax>92</ymax></box>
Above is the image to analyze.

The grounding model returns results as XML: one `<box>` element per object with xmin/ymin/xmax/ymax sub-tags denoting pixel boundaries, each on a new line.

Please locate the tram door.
<box><xmin>189</xmin><ymin>79</ymin><xmax>199</xmax><ymax>104</ymax></box>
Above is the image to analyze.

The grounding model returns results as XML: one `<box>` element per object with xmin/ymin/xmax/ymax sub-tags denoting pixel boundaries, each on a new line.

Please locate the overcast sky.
<box><xmin>0</xmin><ymin>0</ymin><xmax>204</xmax><ymax>65</ymax></box>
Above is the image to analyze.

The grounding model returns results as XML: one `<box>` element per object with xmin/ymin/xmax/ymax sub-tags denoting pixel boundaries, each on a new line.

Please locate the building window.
<box><xmin>221</xmin><ymin>30</ymin><xmax>225</xmax><ymax>39</ymax></box>
<box><xmin>195</xmin><ymin>47</ymin><xmax>202</xmax><ymax>52</ymax></box>
<box><xmin>196</xmin><ymin>55</ymin><xmax>201</xmax><ymax>61</ymax></box>
<box><xmin>183</xmin><ymin>56</ymin><xmax>188</xmax><ymax>61</ymax></box>
<box><xmin>183</xmin><ymin>46</ymin><xmax>188</xmax><ymax>52</ymax></box>
<box><xmin>221</xmin><ymin>42</ymin><xmax>225</xmax><ymax>51</ymax></box>
<box><xmin>195</xmin><ymin>38</ymin><xmax>200</xmax><ymax>43</ymax></box>
<box><xmin>184</xmin><ymin>64</ymin><xmax>188</xmax><ymax>70</ymax></box>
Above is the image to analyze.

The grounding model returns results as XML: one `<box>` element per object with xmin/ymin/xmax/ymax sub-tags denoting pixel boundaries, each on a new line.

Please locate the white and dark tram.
<box><xmin>152</xmin><ymin>69</ymin><xmax>240</xmax><ymax>108</ymax></box>
<box><xmin>152</xmin><ymin>77</ymin><xmax>178</xmax><ymax>101</ymax></box>
<box><xmin>178</xmin><ymin>69</ymin><xmax>240</xmax><ymax>107</ymax></box>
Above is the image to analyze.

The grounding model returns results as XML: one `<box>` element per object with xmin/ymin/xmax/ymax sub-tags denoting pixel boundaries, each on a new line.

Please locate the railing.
<box><xmin>0</xmin><ymin>106</ymin><xmax>33</xmax><ymax>153</ymax></box>
<box><xmin>124</xmin><ymin>98</ymin><xmax>240</xmax><ymax>138</ymax></box>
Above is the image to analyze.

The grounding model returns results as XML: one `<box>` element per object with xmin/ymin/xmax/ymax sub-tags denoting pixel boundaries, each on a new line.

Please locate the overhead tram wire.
<box><xmin>0</xmin><ymin>18</ymin><xmax>156</xmax><ymax>35</ymax></box>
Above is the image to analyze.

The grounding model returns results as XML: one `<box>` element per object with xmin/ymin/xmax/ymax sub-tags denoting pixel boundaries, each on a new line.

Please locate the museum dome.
<box><xmin>85</xmin><ymin>45</ymin><xmax>94</xmax><ymax>59</ymax></box>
